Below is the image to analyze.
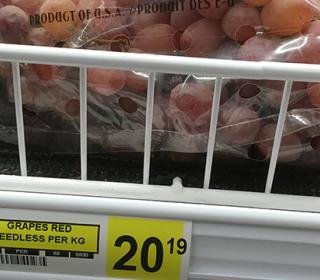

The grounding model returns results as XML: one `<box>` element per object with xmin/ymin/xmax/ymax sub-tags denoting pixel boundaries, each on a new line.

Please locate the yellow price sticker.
<box><xmin>0</xmin><ymin>219</ymin><xmax>99</xmax><ymax>253</ymax></box>
<box><xmin>107</xmin><ymin>216</ymin><xmax>191</xmax><ymax>280</ymax></box>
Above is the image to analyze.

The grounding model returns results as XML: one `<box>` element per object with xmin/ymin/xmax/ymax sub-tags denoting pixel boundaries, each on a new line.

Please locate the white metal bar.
<box><xmin>79</xmin><ymin>67</ymin><xmax>87</xmax><ymax>181</ymax></box>
<box><xmin>265</xmin><ymin>81</ymin><xmax>293</xmax><ymax>194</ymax></box>
<box><xmin>2</xmin><ymin>190</ymin><xmax>320</xmax><ymax>230</ymax></box>
<box><xmin>4</xmin><ymin>175</ymin><xmax>320</xmax><ymax>214</ymax></box>
<box><xmin>0</xmin><ymin>44</ymin><xmax>319</xmax><ymax>82</ymax></box>
<box><xmin>143</xmin><ymin>72</ymin><xmax>156</xmax><ymax>185</ymax></box>
<box><xmin>11</xmin><ymin>62</ymin><xmax>27</xmax><ymax>176</ymax></box>
<box><xmin>203</xmin><ymin>77</ymin><xmax>223</xmax><ymax>189</ymax></box>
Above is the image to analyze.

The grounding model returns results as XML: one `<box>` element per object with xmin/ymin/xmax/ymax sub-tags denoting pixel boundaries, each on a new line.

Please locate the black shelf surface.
<box><xmin>0</xmin><ymin>144</ymin><xmax>318</xmax><ymax>197</ymax></box>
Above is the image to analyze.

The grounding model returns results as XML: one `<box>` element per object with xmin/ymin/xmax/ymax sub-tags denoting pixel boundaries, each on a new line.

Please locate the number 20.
<box><xmin>113</xmin><ymin>235</ymin><xmax>164</xmax><ymax>273</ymax></box>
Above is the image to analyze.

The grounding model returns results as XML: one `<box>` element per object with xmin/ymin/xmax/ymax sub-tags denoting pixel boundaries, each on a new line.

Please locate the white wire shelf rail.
<box><xmin>0</xmin><ymin>43</ymin><xmax>320</xmax><ymax>280</ymax></box>
<box><xmin>1</xmin><ymin>43</ymin><xmax>320</xmax><ymax>194</ymax></box>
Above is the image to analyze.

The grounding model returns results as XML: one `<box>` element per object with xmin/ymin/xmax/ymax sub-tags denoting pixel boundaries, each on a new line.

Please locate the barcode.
<box><xmin>0</xmin><ymin>254</ymin><xmax>47</xmax><ymax>266</ymax></box>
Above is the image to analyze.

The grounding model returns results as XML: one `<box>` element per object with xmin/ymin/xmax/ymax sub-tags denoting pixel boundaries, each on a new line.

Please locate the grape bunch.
<box><xmin>0</xmin><ymin>0</ymin><xmax>319</xmax><ymax>163</ymax></box>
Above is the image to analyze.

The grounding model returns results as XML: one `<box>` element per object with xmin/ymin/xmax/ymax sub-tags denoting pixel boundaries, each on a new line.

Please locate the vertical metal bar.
<box><xmin>143</xmin><ymin>72</ymin><xmax>156</xmax><ymax>185</ymax></box>
<box><xmin>80</xmin><ymin>67</ymin><xmax>87</xmax><ymax>181</ymax></box>
<box><xmin>203</xmin><ymin>77</ymin><xmax>223</xmax><ymax>189</ymax></box>
<box><xmin>12</xmin><ymin>62</ymin><xmax>27</xmax><ymax>176</ymax></box>
<box><xmin>265</xmin><ymin>80</ymin><xmax>293</xmax><ymax>194</ymax></box>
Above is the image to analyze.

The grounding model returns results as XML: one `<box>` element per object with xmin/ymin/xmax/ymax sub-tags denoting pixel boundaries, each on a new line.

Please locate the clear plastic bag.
<box><xmin>0</xmin><ymin>0</ymin><xmax>320</xmax><ymax>167</ymax></box>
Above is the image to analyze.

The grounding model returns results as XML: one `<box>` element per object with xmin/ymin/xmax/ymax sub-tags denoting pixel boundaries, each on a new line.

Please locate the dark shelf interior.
<box><xmin>0</xmin><ymin>144</ymin><xmax>318</xmax><ymax>197</ymax></box>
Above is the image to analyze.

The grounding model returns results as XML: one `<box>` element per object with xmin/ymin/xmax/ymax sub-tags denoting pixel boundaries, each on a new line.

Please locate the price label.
<box><xmin>0</xmin><ymin>219</ymin><xmax>99</xmax><ymax>253</ymax></box>
<box><xmin>106</xmin><ymin>216</ymin><xmax>192</xmax><ymax>280</ymax></box>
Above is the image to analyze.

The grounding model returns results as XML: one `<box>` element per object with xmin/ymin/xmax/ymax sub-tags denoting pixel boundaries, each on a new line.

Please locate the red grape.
<box><xmin>11</xmin><ymin>0</ymin><xmax>44</xmax><ymax>14</ymax></box>
<box><xmin>65</xmin><ymin>98</ymin><xmax>80</xmax><ymax>117</ymax></box>
<box><xmin>125</xmin><ymin>70</ymin><xmax>148</xmax><ymax>93</ymax></box>
<box><xmin>113</xmin><ymin>0</ymin><xmax>137</xmax><ymax>8</ymax></box>
<box><xmin>20</xmin><ymin>78</ymin><xmax>57</xmax><ymax>110</ymax></box>
<box><xmin>20</xmin><ymin>72</ymin><xmax>81</xmax><ymax>119</ymax></box>
<box><xmin>27</xmin><ymin>27</ymin><xmax>54</xmax><ymax>46</ymax></box>
<box><xmin>89</xmin><ymin>2</ymin><xmax>127</xmax><ymax>39</ymax></box>
<box><xmin>255</xmin><ymin>123</ymin><xmax>302</xmax><ymax>162</ymax></box>
<box><xmin>197</xmin><ymin>0</ymin><xmax>231</xmax><ymax>20</ymax></box>
<box><xmin>307</xmin><ymin>83</ymin><xmax>320</xmax><ymax>107</ymax></box>
<box><xmin>118</xmin><ymin>96</ymin><xmax>138</xmax><ymax>113</ymax></box>
<box><xmin>133</xmin><ymin>24</ymin><xmax>179</xmax><ymax>55</ymax></box>
<box><xmin>88</xmin><ymin>68</ymin><xmax>126</xmax><ymax>96</ymax></box>
<box><xmin>25</xmin><ymin>64</ymin><xmax>68</xmax><ymax>87</ymax></box>
<box><xmin>108</xmin><ymin>34</ymin><xmax>131</xmax><ymax>52</ymax></box>
<box><xmin>180</xmin><ymin>18</ymin><xmax>225</xmax><ymax>57</ymax></box>
<box><xmin>261</xmin><ymin>0</ymin><xmax>314</xmax><ymax>36</ymax></box>
<box><xmin>71</xmin><ymin>2</ymin><xmax>129</xmax><ymax>50</ymax></box>
<box><xmin>219</xmin><ymin>104</ymin><xmax>261</xmax><ymax>145</ymax></box>
<box><xmin>238</xmin><ymin>35</ymin><xmax>282</xmax><ymax>61</ymax></box>
<box><xmin>0</xmin><ymin>5</ymin><xmax>29</xmax><ymax>43</ymax></box>
<box><xmin>129</xmin><ymin>10</ymin><xmax>170</xmax><ymax>35</ymax></box>
<box><xmin>0</xmin><ymin>62</ymin><xmax>11</xmax><ymax>79</ymax></box>
<box><xmin>243</xmin><ymin>0</ymin><xmax>271</xmax><ymax>6</ymax></box>
<box><xmin>40</xmin><ymin>0</ymin><xmax>78</xmax><ymax>40</ymax></box>
<box><xmin>258</xmin><ymin>80</ymin><xmax>307</xmax><ymax>108</ymax></box>
<box><xmin>77</xmin><ymin>0</ymin><xmax>103</xmax><ymax>13</ymax></box>
<box><xmin>0</xmin><ymin>0</ymin><xmax>8</xmax><ymax>7</ymax></box>
<box><xmin>261</xmin><ymin>80</ymin><xmax>307</xmax><ymax>108</ymax></box>
<box><xmin>238</xmin><ymin>83</ymin><xmax>261</xmax><ymax>99</ymax></box>
<box><xmin>169</xmin><ymin>82</ymin><xmax>213</xmax><ymax>134</ymax></box>
<box><xmin>20</xmin><ymin>77</ymin><xmax>37</xmax><ymax>107</ymax></box>
<box><xmin>311</xmin><ymin>135</ymin><xmax>320</xmax><ymax>150</ymax></box>
<box><xmin>125</xmin><ymin>49</ymin><xmax>148</xmax><ymax>92</ymax></box>
<box><xmin>170</xmin><ymin>9</ymin><xmax>202</xmax><ymax>31</ymax></box>
<box><xmin>289</xmin><ymin>96</ymin><xmax>313</xmax><ymax>110</ymax></box>
<box><xmin>303</xmin><ymin>20</ymin><xmax>320</xmax><ymax>36</ymax></box>
<box><xmin>287</xmin><ymin>35</ymin><xmax>320</xmax><ymax>64</ymax></box>
<box><xmin>115</xmin><ymin>94</ymin><xmax>167</xmax><ymax>130</ymax></box>
<box><xmin>222</xmin><ymin>3</ymin><xmax>261</xmax><ymax>44</ymax></box>
<box><xmin>213</xmin><ymin>39</ymin><xmax>240</xmax><ymax>60</ymax></box>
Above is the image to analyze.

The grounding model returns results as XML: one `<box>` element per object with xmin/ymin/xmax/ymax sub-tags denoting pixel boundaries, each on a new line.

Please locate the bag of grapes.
<box><xmin>0</xmin><ymin>0</ymin><xmax>319</xmax><ymax>166</ymax></box>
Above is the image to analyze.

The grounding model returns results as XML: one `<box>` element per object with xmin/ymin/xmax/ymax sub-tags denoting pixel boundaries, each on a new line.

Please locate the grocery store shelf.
<box><xmin>1</xmin><ymin>188</ymin><xmax>320</xmax><ymax>280</ymax></box>
<box><xmin>0</xmin><ymin>42</ymin><xmax>320</xmax><ymax>280</ymax></box>
<box><xmin>1</xmin><ymin>43</ymin><xmax>320</xmax><ymax>194</ymax></box>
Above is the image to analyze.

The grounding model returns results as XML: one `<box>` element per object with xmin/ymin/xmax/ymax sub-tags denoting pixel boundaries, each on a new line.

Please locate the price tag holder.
<box><xmin>106</xmin><ymin>216</ymin><xmax>192</xmax><ymax>280</ymax></box>
<box><xmin>0</xmin><ymin>208</ymin><xmax>192</xmax><ymax>279</ymax></box>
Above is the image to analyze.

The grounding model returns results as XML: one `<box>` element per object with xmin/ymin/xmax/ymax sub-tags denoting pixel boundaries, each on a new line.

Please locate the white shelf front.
<box><xmin>0</xmin><ymin>182</ymin><xmax>320</xmax><ymax>280</ymax></box>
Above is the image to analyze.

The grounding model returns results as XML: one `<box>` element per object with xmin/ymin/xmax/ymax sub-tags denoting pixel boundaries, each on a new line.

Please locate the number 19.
<box><xmin>167</xmin><ymin>238</ymin><xmax>187</xmax><ymax>255</ymax></box>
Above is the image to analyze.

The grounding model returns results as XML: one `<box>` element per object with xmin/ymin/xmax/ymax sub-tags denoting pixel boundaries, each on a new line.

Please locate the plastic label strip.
<box><xmin>0</xmin><ymin>208</ymin><xmax>192</xmax><ymax>280</ymax></box>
